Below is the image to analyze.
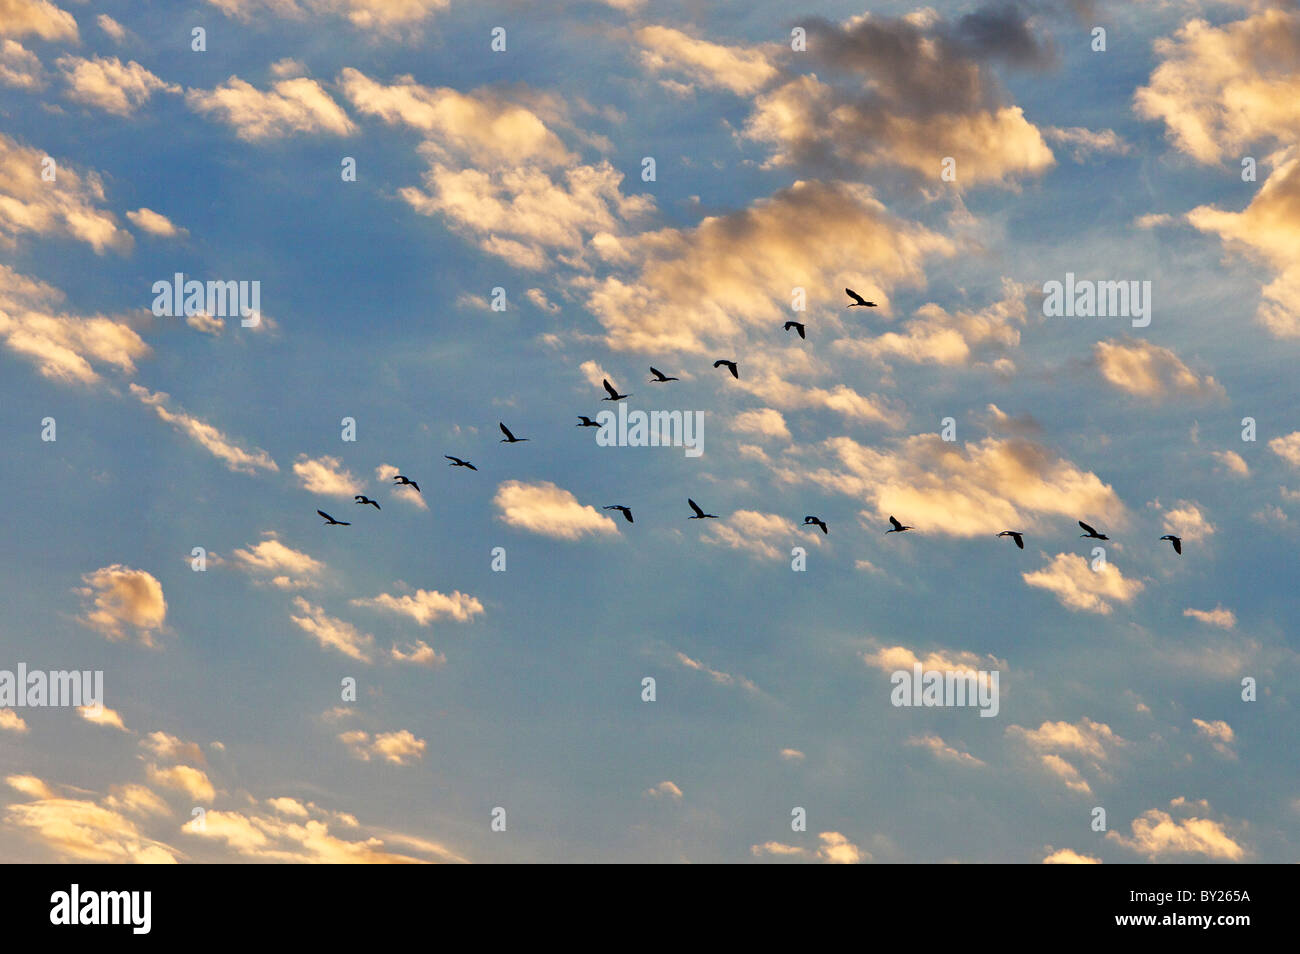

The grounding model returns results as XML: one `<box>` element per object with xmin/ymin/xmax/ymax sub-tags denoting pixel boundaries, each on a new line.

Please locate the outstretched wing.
<box><xmin>603</xmin><ymin>378</ymin><xmax>618</xmax><ymax>398</ymax></box>
<box><xmin>499</xmin><ymin>422</ymin><xmax>514</xmax><ymax>440</ymax></box>
<box><xmin>889</xmin><ymin>515</ymin><xmax>903</xmax><ymax>531</ymax></box>
<box><xmin>650</xmin><ymin>367</ymin><xmax>664</xmax><ymax>379</ymax></box>
<box><xmin>1014</xmin><ymin>533</ymin><xmax>1024</xmax><ymax>549</ymax></box>
<box><xmin>1172</xmin><ymin>537</ymin><xmax>1181</xmax><ymax>554</ymax></box>
<box><xmin>846</xmin><ymin>287</ymin><xmax>867</xmax><ymax>305</ymax></box>
<box><xmin>689</xmin><ymin>498</ymin><xmax>704</xmax><ymax>517</ymax></box>
<box><xmin>317</xmin><ymin>510</ymin><xmax>332</xmax><ymax>521</ymax></box>
<box><xmin>1079</xmin><ymin>520</ymin><xmax>1098</xmax><ymax>535</ymax></box>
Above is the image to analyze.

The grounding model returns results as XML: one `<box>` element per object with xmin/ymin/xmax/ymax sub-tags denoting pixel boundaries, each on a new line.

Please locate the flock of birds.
<box><xmin>315</xmin><ymin>287</ymin><xmax>1186</xmax><ymax>556</ymax></box>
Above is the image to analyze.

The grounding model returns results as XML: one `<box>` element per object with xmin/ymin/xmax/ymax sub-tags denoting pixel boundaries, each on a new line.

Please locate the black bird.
<box><xmin>1078</xmin><ymin>520</ymin><xmax>1109</xmax><ymax>540</ymax></box>
<box><xmin>603</xmin><ymin>505</ymin><xmax>633</xmax><ymax>524</ymax></box>
<box><xmin>354</xmin><ymin>495</ymin><xmax>381</xmax><ymax>510</ymax></box>
<box><xmin>576</xmin><ymin>416</ymin><xmax>601</xmax><ymax>427</ymax></box>
<box><xmin>886</xmin><ymin>515</ymin><xmax>913</xmax><ymax>533</ymax></box>
<box><xmin>845</xmin><ymin>288</ymin><xmax>877</xmax><ymax>308</ymax></box>
<box><xmin>1160</xmin><ymin>534</ymin><xmax>1182</xmax><ymax>555</ymax></box>
<box><xmin>446</xmin><ymin>456</ymin><xmax>477</xmax><ymax>471</ymax></box>
<box><xmin>688</xmin><ymin>498</ymin><xmax>718</xmax><ymax>519</ymax></box>
<box><xmin>393</xmin><ymin>475</ymin><xmax>421</xmax><ymax>493</ymax></box>
<box><xmin>713</xmin><ymin>359</ymin><xmax>739</xmax><ymax>379</ymax></box>
<box><xmin>997</xmin><ymin>530</ymin><xmax>1024</xmax><ymax>549</ymax></box>
<box><xmin>318</xmin><ymin>510</ymin><xmax>350</xmax><ymax>526</ymax></box>
<box><xmin>601</xmin><ymin>378</ymin><xmax>630</xmax><ymax>401</ymax></box>
<box><xmin>803</xmin><ymin>515</ymin><xmax>828</xmax><ymax>534</ymax></box>
<box><xmin>784</xmin><ymin>321</ymin><xmax>806</xmax><ymax>339</ymax></box>
<box><xmin>649</xmin><ymin>367</ymin><xmax>679</xmax><ymax>382</ymax></box>
<box><xmin>499</xmin><ymin>422</ymin><xmax>528</xmax><ymax>443</ymax></box>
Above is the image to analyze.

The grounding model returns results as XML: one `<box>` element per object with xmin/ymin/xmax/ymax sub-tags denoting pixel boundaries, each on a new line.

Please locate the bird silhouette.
<box><xmin>1160</xmin><ymin>534</ymin><xmax>1182</xmax><ymax>555</ymax></box>
<box><xmin>499</xmin><ymin>422</ymin><xmax>528</xmax><ymax>443</ymax></box>
<box><xmin>649</xmin><ymin>367</ymin><xmax>679</xmax><ymax>382</ymax></box>
<box><xmin>886</xmin><ymin>515</ymin><xmax>913</xmax><ymax>533</ymax></box>
<box><xmin>688</xmin><ymin>498</ymin><xmax>718</xmax><ymax>519</ymax></box>
<box><xmin>845</xmin><ymin>288</ymin><xmax>877</xmax><ymax>308</ymax></box>
<box><xmin>713</xmin><ymin>359</ymin><xmax>739</xmax><ymax>379</ymax></box>
<box><xmin>803</xmin><ymin>515</ymin><xmax>828</xmax><ymax>534</ymax></box>
<box><xmin>602</xmin><ymin>378</ymin><xmax>630</xmax><ymax>401</ymax></box>
<box><xmin>318</xmin><ymin>510</ymin><xmax>350</xmax><ymax>526</ymax></box>
<box><xmin>997</xmin><ymin>530</ymin><xmax>1024</xmax><ymax>549</ymax></box>
<box><xmin>576</xmin><ymin>416</ymin><xmax>601</xmax><ymax>427</ymax></box>
<box><xmin>603</xmin><ymin>505</ymin><xmax>633</xmax><ymax>524</ymax></box>
<box><xmin>1078</xmin><ymin>520</ymin><xmax>1109</xmax><ymax>540</ymax></box>
<box><xmin>393</xmin><ymin>475</ymin><xmax>420</xmax><ymax>493</ymax></box>
<box><xmin>446</xmin><ymin>456</ymin><xmax>477</xmax><ymax>471</ymax></box>
<box><xmin>784</xmin><ymin>321</ymin><xmax>806</xmax><ymax>340</ymax></box>
<box><xmin>354</xmin><ymin>495</ymin><xmax>381</xmax><ymax>510</ymax></box>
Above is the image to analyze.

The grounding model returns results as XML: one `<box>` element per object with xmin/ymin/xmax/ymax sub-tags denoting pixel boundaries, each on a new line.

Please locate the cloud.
<box><xmin>732</xmin><ymin>408</ymin><xmax>790</xmax><ymax>442</ymax></box>
<box><xmin>0</xmin><ymin>39</ymin><xmax>42</xmax><ymax>90</ymax></box>
<box><xmin>0</xmin><ymin>134</ymin><xmax>132</xmax><ymax>252</ymax></box>
<box><xmin>703</xmin><ymin>510</ymin><xmax>811</xmax><ymax>562</ymax></box>
<box><xmin>0</xmin><ymin>709</ymin><xmax>27</xmax><ymax>732</ymax></box>
<box><xmin>1022</xmin><ymin>553</ymin><xmax>1144</xmax><ymax>614</ymax></box>
<box><xmin>862</xmin><ymin>643</ymin><xmax>1006</xmax><ymax>675</ymax></box>
<box><xmin>1192</xmin><ymin>718</ymin><xmax>1236</xmax><ymax>757</ymax></box>
<box><xmin>207</xmin><ymin>0</ymin><xmax>451</xmax><ymax>32</ymax></box>
<box><xmin>1008</xmin><ymin>718</ymin><xmax>1123</xmax><ymax>761</ymax></box>
<box><xmin>675</xmin><ymin>651</ymin><xmax>757</xmax><ymax>693</ymax></box>
<box><xmin>1161</xmin><ymin>500</ymin><xmax>1215</xmax><ymax>541</ymax></box>
<box><xmin>1211</xmin><ymin>450</ymin><xmax>1249</xmax><ymax>477</ymax></box>
<box><xmin>1183</xmin><ymin>605</ymin><xmax>1236</xmax><ymax>629</ymax></box>
<box><xmin>750</xmin><ymin>831</ymin><xmax>867</xmax><ymax>863</ymax></box>
<box><xmin>525</xmin><ymin>287</ymin><xmax>560</xmax><ymax>313</ymax></box>
<box><xmin>96</xmin><ymin>14</ymin><xmax>125</xmax><ymax>42</ymax></box>
<box><xmin>228</xmin><ymin>534</ymin><xmax>326</xmax><ymax>589</ymax></box>
<box><xmin>1043</xmin><ymin>126</ymin><xmax>1131</xmax><ymax>161</ymax></box>
<box><xmin>141</xmin><ymin>731</ymin><xmax>206</xmax><ymax>765</ymax></box>
<box><xmin>1042</xmin><ymin>847</ymin><xmax>1100</xmax><ymax>864</ymax></box>
<box><xmin>146</xmin><ymin>764</ymin><xmax>215</xmax><ymax>802</ymax></box>
<box><xmin>338</xmin><ymin>729</ymin><xmax>426</xmax><ymax>765</ymax></box>
<box><xmin>350</xmin><ymin>588</ymin><xmax>484</xmax><ymax>626</ymax></box>
<box><xmin>126</xmin><ymin>207</ymin><xmax>187</xmax><ymax>238</ymax></box>
<box><xmin>633</xmin><ymin>25</ymin><xmax>777</xmax><ymax>95</ymax></box>
<box><xmin>5</xmin><ymin>778</ymin><xmax>178</xmax><ymax>863</ymax></box>
<box><xmin>388</xmin><ymin>641</ymin><xmax>445</xmax><ymax>667</ymax></box>
<box><xmin>0</xmin><ymin>0</ymin><xmax>78</xmax><ymax>41</ymax></box>
<box><xmin>56</xmin><ymin>55</ymin><xmax>179</xmax><ymax>115</ymax></box>
<box><xmin>187</xmin><ymin>76</ymin><xmax>355</xmax><ymax>140</ymax></box>
<box><xmin>644</xmin><ymin>780</ymin><xmax>683</xmax><ymax>800</ymax></box>
<box><xmin>288</xmin><ymin>598</ymin><xmax>375</xmax><ymax>662</ymax></box>
<box><xmin>77</xmin><ymin>564</ymin><xmax>167</xmax><ymax>645</ymax></box>
<box><xmin>493</xmin><ymin>480</ymin><xmax>619</xmax><ymax>540</ymax></box>
<box><xmin>130</xmin><ymin>385</ymin><xmax>278</xmax><ymax>475</ymax></box>
<box><xmin>375</xmin><ymin>463</ymin><xmax>427</xmax><ymax>509</ymax></box>
<box><xmin>79</xmin><ymin>706</ymin><xmax>127</xmax><ymax>731</ymax></box>
<box><xmin>906</xmin><ymin>734</ymin><xmax>985</xmax><ymax>767</ymax></box>
<box><xmin>779</xmin><ymin>748</ymin><xmax>804</xmax><ymax>762</ymax></box>
<box><xmin>293</xmin><ymin>454</ymin><xmax>362</xmax><ymax>496</ymax></box>
<box><xmin>1269</xmin><ymin>431</ymin><xmax>1300</xmax><ymax>469</ymax></box>
<box><xmin>1106</xmin><ymin>799</ymin><xmax>1245</xmax><ymax>860</ymax></box>
<box><xmin>1094</xmin><ymin>339</ymin><xmax>1225</xmax><ymax>400</ymax></box>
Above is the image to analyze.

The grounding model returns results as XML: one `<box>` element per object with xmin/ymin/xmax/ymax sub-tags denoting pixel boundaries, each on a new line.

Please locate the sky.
<box><xmin>0</xmin><ymin>0</ymin><xmax>1297</xmax><ymax>864</ymax></box>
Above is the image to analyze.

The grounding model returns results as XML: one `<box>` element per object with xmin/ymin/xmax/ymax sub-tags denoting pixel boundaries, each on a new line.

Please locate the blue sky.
<box><xmin>0</xmin><ymin>0</ymin><xmax>1296</xmax><ymax>863</ymax></box>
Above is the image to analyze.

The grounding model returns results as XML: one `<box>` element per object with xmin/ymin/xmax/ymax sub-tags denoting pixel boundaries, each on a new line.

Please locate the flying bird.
<box><xmin>997</xmin><ymin>530</ymin><xmax>1024</xmax><ymax>549</ymax></box>
<box><xmin>601</xmin><ymin>378</ymin><xmax>630</xmax><ymax>401</ymax></box>
<box><xmin>784</xmin><ymin>321</ymin><xmax>806</xmax><ymax>340</ymax></box>
<box><xmin>886</xmin><ymin>515</ymin><xmax>913</xmax><ymax>533</ymax></box>
<box><xmin>603</xmin><ymin>505</ymin><xmax>633</xmax><ymax>524</ymax></box>
<box><xmin>845</xmin><ymin>288</ymin><xmax>877</xmax><ymax>308</ymax></box>
<box><xmin>576</xmin><ymin>416</ymin><xmax>601</xmax><ymax>427</ymax></box>
<box><xmin>687</xmin><ymin>498</ymin><xmax>718</xmax><ymax>519</ymax></box>
<box><xmin>499</xmin><ymin>422</ymin><xmax>528</xmax><ymax>443</ymax></box>
<box><xmin>317</xmin><ymin>510</ymin><xmax>350</xmax><ymax>526</ymax></box>
<box><xmin>1078</xmin><ymin>520</ymin><xmax>1109</xmax><ymax>540</ymax></box>
<box><xmin>446</xmin><ymin>456</ymin><xmax>477</xmax><ymax>471</ymax></box>
<box><xmin>649</xmin><ymin>367</ymin><xmax>679</xmax><ymax>382</ymax></box>
<box><xmin>1160</xmin><ymin>534</ymin><xmax>1182</xmax><ymax>555</ymax></box>
<box><xmin>803</xmin><ymin>515</ymin><xmax>828</xmax><ymax>534</ymax></box>
<box><xmin>354</xmin><ymin>495</ymin><xmax>381</xmax><ymax>510</ymax></box>
<box><xmin>393</xmin><ymin>475</ymin><xmax>421</xmax><ymax>493</ymax></box>
<box><xmin>713</xmin><ymin>359</ymin><xmax>739</xmax><ymax>379</ymax></box>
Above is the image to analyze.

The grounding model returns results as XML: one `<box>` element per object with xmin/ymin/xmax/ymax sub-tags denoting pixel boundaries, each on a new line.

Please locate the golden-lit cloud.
<box><xmin>376</xmin><ymin>463</ymin><xmax>427</xmax><ymax>509</ymax></box>
<box><xmin>493</xmin><ymin>480</ymin><xmax>619</xmax><ymax>540</ymax></box>
<box><xmin>207</xmin><ymin>0</ymin><xmax>450</xmax><ymax>32</ymax></box>
<box><xmin>126</xmin><ymin>207</ymin><xmax>187</xmax><ymax>238</ymax></box>
<box><xmin>703</xmin><ymin>509</ymin><xmax>814</xmax><ymax>562</ymax></box>
<box><xmin>228</xmin><ymin>534</ymin><xmax>326</xmax><ymax>589</ymax></box>
<box><xmin>1022</xmin><ymin>553</ymin><xmax>1143</xmax><ymax>614</ymax></box>
<box><xmin>1106</xmin><ymin>799</ymin><xmax>1246</xmax><ymax>860</ymax></box>
<box><xmin>292</xmin><ymin>454</ymin><xmax>362</xmax><ymax>496</ymax></box>
<box><xmin>644</xmin><ymin>780</ymin><xmax>683</xmax><ymax>800</ymax></box>
<box><xmin>1192</xmin><ymin>718</ymin><xmax>1236</xmax><ymax>757</ymax></box>
<box><xmin>907</xmin><ymin>734</ymin><xmax>985</xmax><ymax>767</ymax></box>
<box><xmin>675</xmin><ymin>651</ymin><xmax>758</xmax><ymax>693</ymax></box>
<box><xmin>633</xmin><ymin>25</ymin><xmax>777</xmax><ymax>95</ymax></box>
<box><xmin>1042</xmin><ymin>847</ymin><xmax>1100</xmax><ymax>864</ymax></box>
<box><xmin>350</xmin><ymin>588</ymin><xmax>484</xmax><ymax>626</ymax></box>
<box><xmin>77</xmin><ymin>564</ymin><xmax>167</xmax><ymax>645</ymax></box>
<box><xmin>0</xmin><ymin>38</ymin><xmax>42</xmax><ymax>90</ymax></box>
<box><xmin>1183</xmin><ymin>605</ymin><xmax>1236</xmax><ymax>629</ymax></box>
<box><xmin>0</xmin><ymin>135</ymin><xmax>132</xmax><ymax>252</ymax></box>
<box><xmin>187</xmin><ymin>76</ymin><xmax>355</xmax><ymax>140</ymax></box>
<box><xmin>0</xmin><ymin>0</ymin><xmax>78</xmax><ymax>41</ymax></box>
<box><xmin>0</xmin><ymin>709</ymin><xmax>28</xmax><ymax>733</ymax></box>
<box><xmin>5</xmin><ymin>782</ymin><xmax>178</xmax><ymax>863</ymax></box>
<box><xmin>288</xmin><ymin>597</ymin><xmax>375</xmax><ymax>662</ymax></box>
<box><xmin>79</xmin><ymin>705</ymin><xmax>127</xmax><ymax>731</ymax></box>
<box><xmin>338</xmin><ymin>728</ymin><xmax>426</xmax><ymax>765</ymax></box>
<box><xmin>131</xmin><ymin>385</ymin><xmax>279</xmax><ymax>474</ymax></box>
<box><xmin>146</xmin><ymin>764</ymin><xmax>215</xmax><ymax>802</ymax></box>
<box><xmin>1161</xmin><ymin>500</ymin><xmax>1215</xmax><ymax>541</ymax></box>
<box><xmin>56</xmin><ymin>55</ymin><xmax>179</xmax><ymax>115</ymax></box>
<box><xmin>1094</xmin><ymin>339</ymin><xmax>1225</xmax><ymax>400</ymax></box>
<box><xmin>732</xmin><ymin>408</ymin><xmax>791</xmax><ymax>442</ymax></box>
<box><xmin>141</xmin><ymin>731</ymin><xmax>206</xmax><ymax>765</ymax></box>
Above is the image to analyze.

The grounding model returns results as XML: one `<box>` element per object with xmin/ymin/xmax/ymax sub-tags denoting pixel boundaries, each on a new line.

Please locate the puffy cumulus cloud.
<box><xmin>674</xmin><ymin>651</ymin><xmax>758</xmax><ymax>693</ymax></box>
<box><xmin>227</xmin><ymin>533</ymin><xmax>326</xmax><ymax>589</ymax></box>
<box><xmin>702</xmin><ymin>510</ymin><xmax>814</xmax><ymax>562</ymax></box>
<box><xmin>1162</xmin><ymin>499</ymin><xmax>1215</xmax><ymax>541</ymax></box>
<box><xmin>130</xmin><ymin>385</ymin><xmax>278</xmax><ymax>475</ymax></box>
<box><xmin>338</xmin><ymin>729</ymin><xmax>426</xmax><ymax>765</ymax></box>
<box><xmin>5</xmin><ymin>778</ymin><xmax>178</xmax><ymax>863</ymax></box>
<box><xmin>732</xmin><ymin>408</ymin><xmax>791</xmax><ymax>442</ymax></box>
<box><xmin>644</xmin><ymin>780</ymin><xmax>683</xmax><ymax>800</ymax></box>
<box><xmin>375</xmin><ymin>463</ymin><xmax>427</xmax><ymax>509</ymax></box>
<box><xmin>0</xmin><ymin>709</ymin><xmax>27</xmax><ymax>732</ymax></box>
<box><xmin>862</xmin><ymin>643</ymin><xmax>1006</xmax><ymax>676</ymax></box>
<box><xmin>906</xmin><ymin>734</ymin><xmax>985</xmax><ymax>767</ymax></box>
<box><xmin>836</xmin><ymin>279</ymin><xmax>1030</xmax><ymax>368</ymax></box>
<box><xmin>1008</xmin><ymin>718</ymin><xmax>1124</xmax><ymax>761</ymax></box>
<box><xmin>56</xmin><ymin>55</ymin><xmax>179</xmax><ymax>115</ymax></box>
<box><xmin>79</xmin><ymin>705</ymin><xmax>127</xmax><ymax>731</ymax></box>
<box><xmin>186</xmin><ymin>76</ymin><xmax>355</xmax><ymax>140</ymax></box>
<box><xmin>1271</xmin><ymin>431</ymin><xmax>1300</xmax><ymax>469</ymax></box>
<box><xmin>0</xmin><ymin>0</ymin><xmax>77</xmax><ymax>41</ymax></box>
<box><xmin>103</xmin><ymin>784</ymin><xmax>170</xmax><ymax>818</ymax></box>
<box><xmin>186</xmin><ymin>312</ymin><xmax>224</xmax><ymax>335</ymax></box>
<box><xmin>1106</xmin><ymin>799</ymin><xmax>1246</xmax><ymax>860</ymax></box>
<box><xmin>207</xmin><ymin>0</ymin><xmax>450</xmax><ymax>32</ymax></box>
<box><xmin>288</xmin><ymin>598</ymin><xmax>375</xmax><ymax>662</ymax></box>
<box><xmin>585</xmin><ymin>179</ymin><xmax>953</xmax><ymax>353</ymax></box>
<box><xmin>388</xmin><ymin>640</ymin><xmax>444</xmax><ymax>667</ymax></box>
<box><xmin>77</xmin><ymin>564</ymin><xmax>167</xmax><ymax>645</ymax></box>
<box><xmin>633</xmin><ymin>25</ymin><xmax>777</xmax><ymax>95</ymax></box>
<box><xmin>784</xmin><ymin>434</ymin><xmax>1124</xmax><ymax>538</ymax></box>
<box><xmin>741</xmin><ymin>8</ymin><xmax>1055</xmax><ymax>186</ymax></box>
<box><xmin>141</xmin><ymin>731</ymin><xmax>206</xmax><ymax>765</ymax></box>
<box><xmin>0</xmin><ymin>134</ymin><xmax>133</xmax><ymax>252</ymax></box>
<box><xmin>1043</xmin><ymin>126</ymin><xmax>1131</xmax><ymax>162</ymax></box>
<box><xmin>96</xmin><ymin>13</ymin><xmax>125</xmax><ymax>42</ymax></box>
<box><xmin>753</xmin><ymin>832</ymin><xmax>866</xmax><ymax>863</ymax></box>
<box><xmin>1093</xmin><ymin>339</ymin><xmax>1225</xmax><ymax>400</ymax></box>
<box><xmin>1211</xmin><ymin>449</ymin><xmax>1249</xmax><ymax>477</ymax></box>
<box><xmin>1183</xmin><ymin>605</ymin><xmax>1236</xmax><ymax>629</ymax></box>
<box><xmin>126</xmin><ymin>207</ymin><xmax>187</xmax><ymax>238</ymax></box>
<box><xmin>1193</xmin><ymin>718</ymin><xmax>1236</xmax><ymax>757</ymax></box>
<box><xmin>1022</xmin><ymin>553</ymin><xmax>1144</xmax><ymax>614</ymax></box>
<box><xmin>266</xmin><ymin>797</ymin><xmax>309</xmax><ymax>817</ymax></box>
<box><xmin>146</xmin><ymin>764</ymin><xmax>215</xmax><ymax>802</ymax></box>
<box><xmin>292</xmin><ymin>454</ymin><xmax>362</xmax><ymax>496</ymax></box>
<box><xmin>1042</xmin><ymin>847</ymin><xmax>1100</xmax><ymax>864</ymax></box>
<box><xmin>1135</xmin><ymin>9</ymin><xmax>1300</xmax><ymax>164</ymax></box>
<box><xmin>0</xmin><ymin>39</ymin><xmax>42</xmax><ymax>90</ymax></box>
<box><xmin>1037</xmin><ymin>754</ymin><xmax>1092</xmax><ymax>794</ymax></box>
<box><xmin>493</xmin><ymin>480</ymin><xmax>619</xmax><ymax>540</ymax></box>
<box><xmin>779</xmin><ymin>748</ymin><xmax>805</xmax><ymax>762</ymax></box>
<box><xmin>350</xmin><ymin>588</ymin><xmax>483</xmax><ymax>626</ymax></box>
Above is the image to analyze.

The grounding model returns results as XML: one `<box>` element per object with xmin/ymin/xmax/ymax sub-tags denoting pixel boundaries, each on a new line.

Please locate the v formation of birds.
<box><xmin>320</xmin><ymin>286</ymin><xmax>1184</xmax><ymax>557</ymax></box>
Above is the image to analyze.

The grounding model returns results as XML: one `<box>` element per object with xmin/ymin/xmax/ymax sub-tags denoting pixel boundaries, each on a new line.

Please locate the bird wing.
<box><xmin>1079</xmin><ymin>521</ymin><xmax>1098</xmax><ymax>535</ymax></box>
<box><xmin>729</xmin><ymin>363</ymin><xmax>738</xmax><ymax>378</ymax></box>
<box><xmin>603</xmin><ymin>379</ymin><xmax>618</xmax><ymax>398</ymax></box>
<box><xmin>499</xmin><ymin>422</ymin><xmax>513</xmax><ymax>440</ymax></box>
<box><xmin>625</xmin><ymin>511</ymin><xmax>633</xmax><ymax>523</ymax></box>
<box><xmin>1173</xmin><ymin>538</ymin><xmax>1182</xmax><ymax>554</ymax></box>
<box><xmin>846</xmin><ymin>287</ymin><xmax>867</xmax><ymax>305</ymax></box>
<box><xmin>445</xmin><ymin>456</ymin><xmax>457</xmax><ymax>463</ymax></box>
<box><xmin>1014</xmin><ymin>534</ymin><xmax>1024</xmax><ymax>549</ymax></box>
<box><xmin>317</xmin><ymin>510</ymin><xmax>332</xmax><ymax>521</ymax></box>
<box><xmin>650</xmin><ymin>367</ymin><xmax>663</xmax><ymax>379</ymax></box>
<box><xmin>689</xmin><ymin>498</ymin><xmax>704</xmax><ymax>517</ymax></box>
<box><xmin>890</xmin><ymin>515</ymin><xmax>903</xmax><ymax>530</ymax></box>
